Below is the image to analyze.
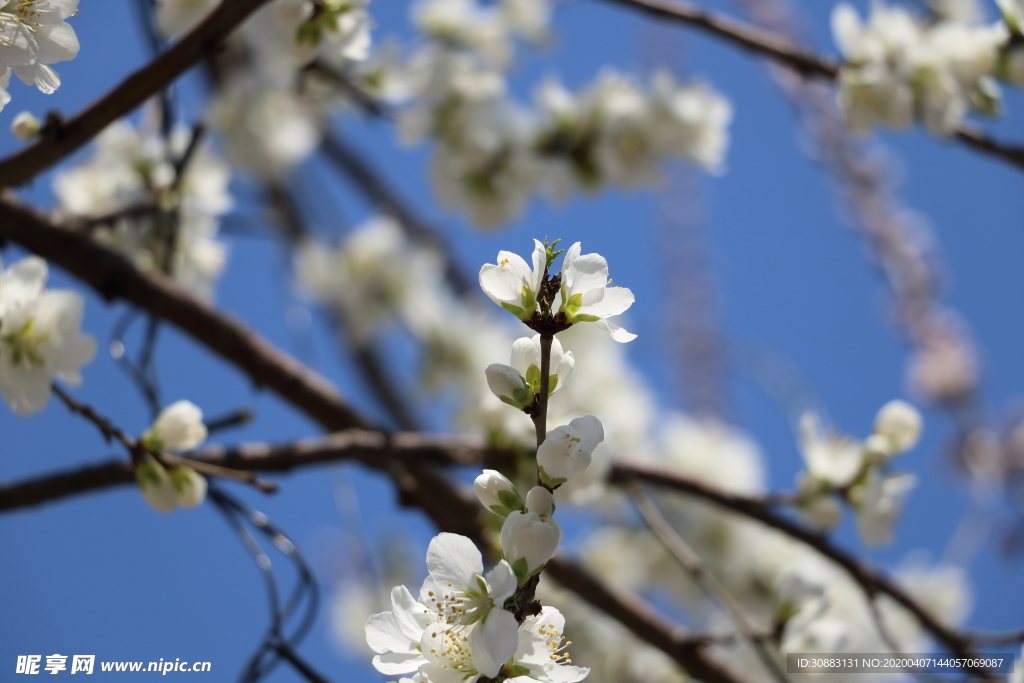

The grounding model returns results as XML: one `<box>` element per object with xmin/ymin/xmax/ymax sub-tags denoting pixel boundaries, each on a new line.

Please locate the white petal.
<box><xmin>485</xmin><ymin>560</ymin><xmax>517</xmax><ymax>602</ymax></box>
<box><xmin>510</xmin><ymin>336</ymin><xmax>541</xmax><ymax>376</ymax></box>
<box><xmin>365</xmin><ymin>612</ymin><xmax>413</xmax><ymax>655</ymax></box>
<box><xmin>372</xmin><ymin>652</ymin><xmax>427</xmax><ymax>675</ymax></box>
<box><xmin>469</xmin><ymin>608</ymin><xmax>519</xmax><ymax>677</ymax></box>
<box><xmin>579</xmin><ymin>286</ymin><xmax>634</xmax><ymax>317</ymax></box>
<box><xmin>564</xmin><ymin>253</ymin><xmax>609</xmax><ymax>295</ymax></box>
<box><xmin>529</xmin><ymin>239</ymin><xmax>546</xmax><ymax>294</ymax></box>
<box><xmin>595</xmin><ymin>318</ymin><xmax>637</xmax><ymax>343</ymax></box>
<box><xmin>426</xmin><ymin>533</ymin><xmax>484</xmax><ymax>589</ymax></box>
<box><xmin>479</xmin><ymin>264</ymin><xmax>524</xmax><ymax>305</ymax></box>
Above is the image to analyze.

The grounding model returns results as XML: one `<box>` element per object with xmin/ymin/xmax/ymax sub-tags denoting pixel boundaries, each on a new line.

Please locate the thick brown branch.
<box><xmin>598</xmin><ymin>0</ymin><xmax>1024</xmax><ymax>173</ymax></box>
<box><xmin>609</xmin><ymin>463</ymin><xmax>992</xmax><ymax>676</ymax></box>
<box><xmin>0</xmin><ymin>431</ymin><xmax>501</xmax><ymax>512</ymax></box>
<box><xmin>0</xmin><ymin>0</ymin><xmax>275</xmax><ymax>187</ymax></box>
<box><xmin>0</xmin><ymin>196</ymin><xmax>369</xmax><ymax>432</ymax></box>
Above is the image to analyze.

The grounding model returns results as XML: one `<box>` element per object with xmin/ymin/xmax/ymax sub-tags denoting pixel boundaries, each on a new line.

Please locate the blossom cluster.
<box><xmin>794</xmin><ymin>400</ymin><xmax>923</xmax><ymax>545</ymax></box>
<box><xmin>135</xmin><ymin>400</ymin><xmax>210</xmax><ymax>512</ymax></box>
<box><xmin>53</xmin><ymin>120</ymin><xmax>233</xmax><ymax>302</ymax></box>
<box><xmin>832</xmin><ymin>1</ymin><xmax>1023</xmax><ymax>136</ymax></box>
<box><xmin>0</xmin><ymin>256</ymin><xmax>95</xmax><ymax>416</ymax></box>
<box><xmin>0</xmin><ymin>0</ymin><xmax>79</xmax><ymax>112</ymax></box>
<box><xmin>385</xmin><ymin>0</ymin><xmax>732</xmax><ymax>227</ymax></box>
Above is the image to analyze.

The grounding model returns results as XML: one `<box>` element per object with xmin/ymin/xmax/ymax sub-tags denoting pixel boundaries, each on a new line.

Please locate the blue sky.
<box><xmin>1</xmin><ymin>0</ymin><xmax>1023</xmax><ymax>680</ymax></box>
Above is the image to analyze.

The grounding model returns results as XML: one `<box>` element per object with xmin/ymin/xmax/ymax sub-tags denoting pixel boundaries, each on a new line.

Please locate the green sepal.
<box><xmin>547</xmin><ymin>375</ymin><xmax>558</xmax><ymax>395</ymax></box>
<box><xmin>520</xmin><ymin>285</ymin><xmax>537</xmax><ymax>316</ymax></box>
<box><xmin>539</xmin><ymin>466</ymin><xmax>567</xmax><ymax>488</ymax></box>
<box><xmin>574</xmin><ymin>314</ymin><xmax>600</xmax><ymax>322</ymax></box>
<box><xmin>506</xmin><ymin>664</ymin><xmax>532</xmax><ymax>678</ymax></box>
<box><xmin>525</xmin><ymin>364</ymin><xmax>541</xmax><ymax>393</ymax></box>
<box><xmin>498</xmin><ymin>489</ymin><xmax>525</xmax><ymax>512</ymax></box>
<box><xmin>510</xmin><ymin>557</ymin><xmax>530</xmax><ymax>584</ymax></box>
<box><xmin>501</xmin><ymin>302</ymin><xmax>527</xmax><ymax>319</ymax></box>
<box><xmin>488</xmin><ymin>505</ymin><xmax>513</xmax><ymax>517</ymax></box>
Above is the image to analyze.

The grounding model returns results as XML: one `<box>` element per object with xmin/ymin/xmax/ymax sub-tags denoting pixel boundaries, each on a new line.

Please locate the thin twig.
<box><xmin>0</xmin><ymin>0</ymin><xmax>276</xmax><ymax>187</ymax></box>
<box><xmin>50</xmin><ymin>383</ymin><xmax>277</xmax><ymax>492</ymax></box>
<box><xmin>610</xmin><ymin>463</ymin><xmax>997</xmax><ymax>678</ymax></box>
<box><xmin>629</xmin><ymin>483</ymin><xmax>791</xmax><ymax>683</ymax></box>
<box><xmin>597</xmin><ymin>0</ymin><xmax>1024</xmax><ymax>173</ymax></box>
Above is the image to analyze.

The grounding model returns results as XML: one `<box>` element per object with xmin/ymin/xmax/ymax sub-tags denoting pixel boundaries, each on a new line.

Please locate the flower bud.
<box><xmin>524</xmin><ymin>486</ymin><xmax>554</xmax><ymax>518</ymax></box>
<box><xmin>474</xmin><ymin>469</ymin><xmax>524</xmax><ymax>516</ymax></box>
<box><xmin>873</xmin><ymin>400</ymin><xmax>922</xmax><ymax>454</ymax></box>
<box><xmin>501</xmin><ymin>511</ymin><xmax>563</xmax><ymax>583</ymax></box>
<box><xmin>537</xmin><ymin>415</ymin><xmax>604</xmax><ymax>486</ymax></box>
<box><xmin>143</xmin><ymin>400</ymin><xmax>208</xmax><ymax>453</ymax></box>
<box><xmin>136</xmin><ymin>455</ymin><xmax>178</xmax><ymax>513</ymax></box>
<box><xmin>484</xmin><ymin>364</ymin><xmax>532</xmax><ymax>409</ymax></box>
<box><xmin>169</xmin><ymin>466</ymin><xmax>208</xmax><ymax>508</ymax></box>
<box><xmin>11</xmin><ymin>112</ymin><xmax>41</xmax><ymax>140</ymax></box>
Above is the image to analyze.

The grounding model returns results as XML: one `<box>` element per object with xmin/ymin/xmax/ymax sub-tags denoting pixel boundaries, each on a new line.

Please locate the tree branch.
<box><xmin>0</xmin><ymin>195</ymin><xmax>369</xmax><ymax>432</ymax></box>
<box><xmin>0</xmin><ymin>0</ymin><xmax>276</xmax><ymax>187</ymax></box>
<box><xmin>597</xmin><ymin>0</ymin><xmax>1024</xmax><ymax>173</ymax></box>
<box><xmin>319</xmin><ymin>132</ymin><xmax>474</xmax><ymax>295</ymax></box>
<box><xmin>609</xmin><ymin>463</ymin><xmax>994</xmax><ymax>677</ymax></box>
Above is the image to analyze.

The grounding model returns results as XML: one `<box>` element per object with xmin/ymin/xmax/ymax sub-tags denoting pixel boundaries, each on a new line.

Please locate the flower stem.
<box><xmin>533</xmin><ymin>334</ymin><xmax>553</xmax><ymax>479</ymax></box>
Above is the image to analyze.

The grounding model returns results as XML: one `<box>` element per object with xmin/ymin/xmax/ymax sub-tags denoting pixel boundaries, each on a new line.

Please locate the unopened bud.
<box><xmin>474</xmin><ymin>469</ymin><xmax>524</xmax><ymax>516</ymax></box>
<box><xmin>524</xmin><ymin>486</ymin><xmax>554</xmax><ymax>518</ymax></box>
<box><xmin>11</xmin><ymin>111</ymin><xmax>41</xmax><ymax>140</ymax></box>
<box><xmin>136</xmin><ymin>455</ymin><xmax>178</xmax><ymax>513</ymax></box>
<box><xmin>873</xmin><ymin>400</ymin><xmax>922</xmax><ymax>455</ymax></box>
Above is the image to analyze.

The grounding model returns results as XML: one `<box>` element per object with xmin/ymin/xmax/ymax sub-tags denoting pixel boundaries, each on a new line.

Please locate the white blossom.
<box><xmin>486</xmin><ymin>335</ymin><xmax>574</xmax><ymax>408</ymax></box>
<box><xmin>420</xmin><ymin>533</ymin><xmax>519</xmax><ymax>677</ymax></box>
<box><xmin>832</xmin><ymin>2</ymin><xmax>1009</xmax><ymax>136</ymax></box>
<box><xmin>506</xmin><ymin>606</ymin><xmax>589</xmax><ymax>683</ymax></box>
<box><xmin>475</xmin><ymin>469</ymin><xmax>525</xmax><ymax>516</ymax></box>
<box><xmin>11</xmin><ymin>110</ymin><xmax>39</xmax><ymax>139</ymax></box>
<box><xmin>537</xmin><ymin>415</ymin><xmax>604</xmax><ymax>486</ymax></box>
<box><xmin>873</xmin><ymin>399</ymin><xmax>923</xmax><ymax>455</ymax></box>
<box><xmin>0</xmin><ymin>0</ymin><xmax>79</xmax><ymax>95</ymax></box>
<box><xmin>557</xmin><ymin>243</ymin><xmax>635</xmax><ymax>342</ymax></box>
<box><xmin>501</xmin><ymin>510</ymin><xmax>563</xmax><ymax>582</ymax></box>
<box><xmin>168</xmin><ymin>466</ymin><xmax>207</xmax><ymax>508</ymax></box>
<box><xmin>0</xmin><ymin>257</ymin><xmax>97</xmax><ymax>416</ymax></box>
<box><xmin>479</xmin><ymin>239</ymin><xmax>546</xmax><ymax>321</ymax></box>
<box><xmin>854</xmin><ymin>472</ymin><xmax>916</xmax><ymax>546</ymax></box>
<box><xmin>524</xmin><ymin>486</ymin><xmax>554</xmax><ymax>518</ymax></box>
<box><xmin>798</xmin><ymin>412</ymin><xmax>864</xmax><ymax>489</ymax></box>
<box><xmin>143</xmin><ymin>400</ymin><xmax>207</xmax><ymax>453</ymax></box>
<box><xmin>135</xmin><ymin>455</ymin><xmax>179</xmax><ymax>513</ymax></box>
<box><xmin>365</xmin><ymin>585</ymin><xmax>435</xmax><ymax>675</ymax></box>
<box><xmin>53</xmin><ymin>121</ymin><xmax>232</xmax><ymax>302</ymax></box>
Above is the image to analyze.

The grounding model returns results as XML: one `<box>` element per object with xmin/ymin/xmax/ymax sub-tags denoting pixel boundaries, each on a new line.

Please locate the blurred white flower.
<box><xmin>143</xmin><ymin>400</ymin><xmax>208</xmax><ymax>453</ymax></box>
<box><xmin>135</xmin><ymin>455</ymin><xmax>179</xmax><ymax>513</ymax></box>
<box><xmin>169</xmin><ymin>466</ymin><xmax>207</xmax><ymax>508</ymax></box>
<box><xmin>156</xmin><ymin>0</ymin><xmax>220</xmax><ymax>37</ymax></box>
<box><xmin>0</xmin><ymin>257</ymin><xmax>97</xmax><ymax>416</ymax></box>
<box><xmin>854</xmin><ymin>472</ymin><xmax>916</xmax><ymax>546</ymax></box>
<box><xmin>873</xmin><ymin>399</ymin><xmax>923</xmax><ymax>455</ymax></box>
<box><xmin>798</xmin><ymin>412</ymin><xmax>864</xmax><ymax>489</ymax></box>
<box><xmin>11</xmin><ymin>110</ymin><xmax>40</xmax><ymax>139</ymax></box>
